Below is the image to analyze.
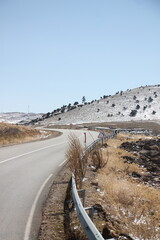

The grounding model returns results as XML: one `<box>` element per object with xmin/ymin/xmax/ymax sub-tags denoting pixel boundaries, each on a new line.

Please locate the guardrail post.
<box><xmin>85</xmin><ymin>207</ymin><xmax>94</xmax><ymax>220</ymax></box>
<box><xmin>77</xmin><ymin>189</ymin><xmax>85</xmax><ymax>207</ymax></box>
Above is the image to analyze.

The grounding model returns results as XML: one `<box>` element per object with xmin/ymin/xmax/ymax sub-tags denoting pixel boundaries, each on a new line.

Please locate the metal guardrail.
<box><xmin>72</xmin><ymin>174</ymin><xmax>107</xmax><ymax>240</ymax></box>
<box><xmin>86</xmin><ymin>132</ymin><xmax>116</xmax><ymax>152</ymax></box>
<box><xmin>72</xmin><ymin>132</ymin><xmax>116</xmax><ymax>240</ymax></box>
<box><xmin>92</xmin><ymin>126</ymin><xmax>152</xmax><ymax>136</ymax></box>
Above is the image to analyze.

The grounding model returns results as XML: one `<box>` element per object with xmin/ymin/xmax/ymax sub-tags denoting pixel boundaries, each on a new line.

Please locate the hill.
<box><xmin>32</xmin><ymin>85</ymin><xmax>160</xmax><ymax>126</ymax></box>
<box><xmin>0</xmin><ymin>112</ymin><xmax>43</xmax><ymax>124</ymax></box>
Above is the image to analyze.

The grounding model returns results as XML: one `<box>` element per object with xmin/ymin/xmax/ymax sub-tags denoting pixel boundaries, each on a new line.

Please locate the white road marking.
<box><xmin>24</xmin><ymin>174</ymin><xmax>53</xmax><ymax>240</ymax></box>
<box><xmin>0</xmin><ymin>141</ymin><xmax>66</xmax><ymax>165</ymax></box>
<box><xmin>59</xmin><ymin>159</ymin><xmax>67</xmax><ymax>167</ymax></box>
<box><xmin>0</xmin><ymin>132</ymin><xmax>84</xmax><ymax>165</ymax></box>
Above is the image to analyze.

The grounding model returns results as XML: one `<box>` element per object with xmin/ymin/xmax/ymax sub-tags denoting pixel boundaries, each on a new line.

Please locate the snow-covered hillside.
<box><xmin>0</xmin><ymin>112</ymin><xmax>43</xmax><ymax>124</ymax></box>
<box><xmin>1</xmin><ymin>86</ymin><xmax>159</xmax><ymax>126</ymax></box>
<box><xmin>43</xmin><ymin>85</ymin><xmax>160</xmax><ymax>125</ymax></box>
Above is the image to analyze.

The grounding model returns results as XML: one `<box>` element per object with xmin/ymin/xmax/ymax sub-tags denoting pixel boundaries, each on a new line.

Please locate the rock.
<box><xmin>91</xmin><ymin>180</ymin><xmax>98</xmax><ymax>186</ymax></box>
<box><xmin>93</xmin><ymin>203</ymin><xmax>105</xmax><ymax>213</ymax></box>
<box><xmin>150</xmin><ymin>144</ymin><xmax>160</xmax><ymax>151</ymax></box>
<box><xmin>149</xmin><ymin>150</ymin><xmax>159</xmax><ymax>157</ymax></box>
<box><xmin>152</xmin><ymin>157</ymin><xmax>160</xmax><ymax>164</ymax></box>
<box><xmin>140</xmin><ymin>150</ymin><xmax>149</xmax><ymax>156</ymax></box>
<box><xmin>102</xmin><ymin>226</ymin><xmax>113</xmax><ymax>239</ymax></box>
<box><xmin>93</xmin><ymin>204</ymin><xmax>106</xmax><ymax>218</ymax></box>
<box><xmin>131</xmin><ymin>172</ymin><xmax>141</xmax><ymax>178</ymax></box>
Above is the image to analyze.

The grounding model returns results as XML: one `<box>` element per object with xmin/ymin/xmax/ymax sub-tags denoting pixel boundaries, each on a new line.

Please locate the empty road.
<box><xmin>0</xmin><ymin>129</ymin><xmax>98</xmax><ymax>240</ymax></box>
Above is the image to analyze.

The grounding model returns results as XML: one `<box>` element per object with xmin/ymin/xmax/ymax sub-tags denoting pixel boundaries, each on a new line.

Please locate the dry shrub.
<box><xmin>66</xmin><ymin>134</ymin><xmax>88</xmax><ymax>188</ymax></box>
<box><xmin>91</xmin><ymin>146</ymin><xmax>109</xmax><ymax>170</ymax></box>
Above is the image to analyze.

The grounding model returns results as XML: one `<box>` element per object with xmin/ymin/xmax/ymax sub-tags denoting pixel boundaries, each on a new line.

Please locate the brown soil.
<box><xmin>38</xmin><ymin>166</ymin><xmax>71</xmax><ymax>240</ymax></box>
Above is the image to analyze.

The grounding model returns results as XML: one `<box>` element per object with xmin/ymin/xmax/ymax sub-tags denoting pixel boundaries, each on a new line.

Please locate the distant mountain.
<box><xmin>39</xmin><ymin>85</ymin><xmax>160</xmax><ymax>126</ymax></box>
<box><xmin>0</xmin><ymin>112</ymin><xmax>43</xmax><ymax>124</ymax></box>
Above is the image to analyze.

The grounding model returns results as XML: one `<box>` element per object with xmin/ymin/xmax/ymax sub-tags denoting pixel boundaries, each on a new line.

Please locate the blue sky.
<box><xmin>0</xmin><ymin>0</ymin><xmax>160</xmax><ymax>113</ymax></box>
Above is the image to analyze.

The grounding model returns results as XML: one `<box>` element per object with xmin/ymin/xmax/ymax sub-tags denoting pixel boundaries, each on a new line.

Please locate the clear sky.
<box><xmin>0</xmin><ymin>0</ymin><xmax>160</xmax><ymax>113</ymax></box>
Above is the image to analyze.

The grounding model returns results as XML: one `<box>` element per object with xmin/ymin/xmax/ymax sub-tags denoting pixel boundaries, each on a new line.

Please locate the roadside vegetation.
<box><xmin>65</xmin><ymin>132</ymin><xmax>160</xmax><ymax>240</ymax></box>
<box><xmin>96</xmin><ymin>134</ymin><xmax>160</xmax><ymax>240</ymax></box>
<box><xmin>66</xmin><ymin>134</ymin><xmax>89</xmax><ymax>188</ymax></box>
<box><xmin>0</xmin><ymin>122</ymin><xmax>60</xmax><ymax>146</ymax></box>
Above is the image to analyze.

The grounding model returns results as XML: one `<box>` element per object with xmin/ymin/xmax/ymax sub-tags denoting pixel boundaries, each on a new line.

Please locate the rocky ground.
<box><xmin>121</xmin><ymin>139</ymin><xmax>160</xmax><ymax>188</ymax></box>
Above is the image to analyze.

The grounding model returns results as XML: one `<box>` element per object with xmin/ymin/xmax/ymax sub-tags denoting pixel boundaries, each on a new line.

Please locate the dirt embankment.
<box><xmin>44</xmin><ymin>120</ymin><xmax>160</xmax><ymax>135</ymax></box>
<box><xmin>39</xmin><ymin>132</ymin><xmax>160</xmax><ymax>240</ymax></box>
<box><xmin>0</xmin><ymin>122</ymin><xmax>61</xmax><ymax>146</ymax></box>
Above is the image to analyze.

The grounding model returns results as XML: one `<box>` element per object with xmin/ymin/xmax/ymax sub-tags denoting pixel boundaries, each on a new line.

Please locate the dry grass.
<box><xmin>0</xmin><ymin>122</ymin><xmax>50</xmax><ymax>146</ymax></box>
<box><xmin>65</xmin><ymin>134</ymin><xmax>89</xmax><ymax>188</ymax></box>
<box><xmin>96</xmin><ymin>134</ymin><xmax>160</xmax><ymax>240</ymax></box>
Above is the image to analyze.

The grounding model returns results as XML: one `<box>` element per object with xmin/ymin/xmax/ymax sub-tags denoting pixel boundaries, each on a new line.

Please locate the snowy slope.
<box><xmin>43</xmin><ymin>85</ymin><xmax>160</xmax><ymax>125</ymax></box>
<box><xmin>1</xmin><ymin>85</ymin><xmax>159</xmax><ymax>126</ymax></box>
<box><xmin>0</xmin><ymin>112</ymin><xmax>43</xmax><ymax>124</ymax></box>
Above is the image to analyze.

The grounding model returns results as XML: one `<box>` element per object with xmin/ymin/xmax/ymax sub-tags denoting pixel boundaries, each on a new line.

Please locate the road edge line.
<box><xmin>24</xmin><ymin>173</ymin><xmax>53</xmax><ymax>240</ymax></box>
<box><xmin>0</xmin><ymin>141</ymin><xmax>66</xmax><ymax>165</ymax></box>
<box><xmin>59</xmin><ymin>159</ymin><xmax>67</xmax><ymax>167</ymax></box>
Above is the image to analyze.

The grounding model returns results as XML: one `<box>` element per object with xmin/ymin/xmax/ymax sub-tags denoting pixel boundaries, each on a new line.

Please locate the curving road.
<box><xmin>0</xmin><ymin>129</ymin><xmax>98</xmax><ymax>240</ymax></box>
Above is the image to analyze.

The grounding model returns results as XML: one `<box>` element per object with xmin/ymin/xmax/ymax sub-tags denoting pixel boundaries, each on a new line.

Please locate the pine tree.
<box><xmin>82</xmin><ymin>96</ymin><xmax>86</xmax><ymax>104</ymax></box>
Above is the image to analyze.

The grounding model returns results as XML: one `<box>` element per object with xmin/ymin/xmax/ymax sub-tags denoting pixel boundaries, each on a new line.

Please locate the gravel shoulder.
<box><xmin>38</xmin><ymin>165</ymin><xmax>71</xmax><ymax>240</ymax></box>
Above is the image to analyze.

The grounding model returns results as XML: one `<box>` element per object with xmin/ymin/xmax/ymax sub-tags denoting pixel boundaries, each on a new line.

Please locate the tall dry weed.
<box><xmin>66</xmin><ymin>134</ymin><xmax>88</xmax><ymax>188</ymax></box>
<box><xmin>91</xmin><ymin>146</ymin><xmax>109</xmax><ymax>170</ymax></box>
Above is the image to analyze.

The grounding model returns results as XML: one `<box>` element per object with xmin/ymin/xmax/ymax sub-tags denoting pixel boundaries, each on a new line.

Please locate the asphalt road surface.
<box><xmin>0</xmin><ymin>129</ymin><xmax>98</xmax><ymax>240</ymax></box>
